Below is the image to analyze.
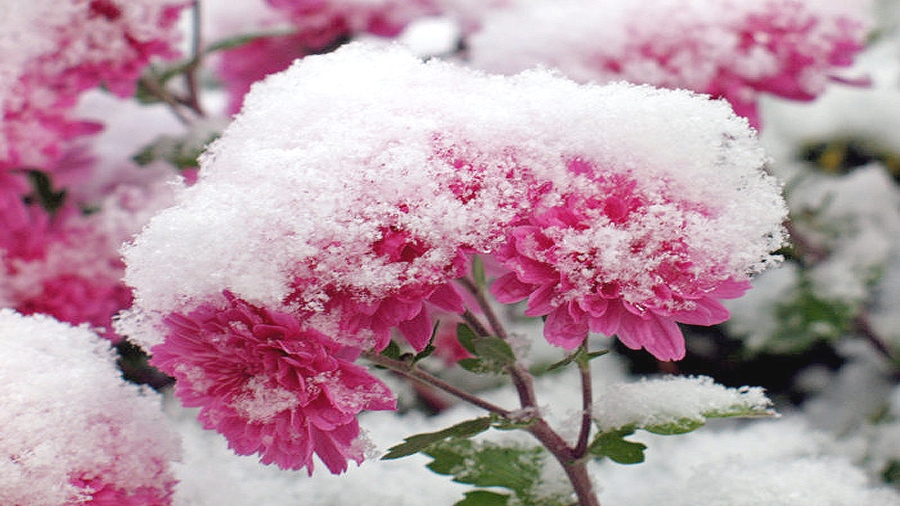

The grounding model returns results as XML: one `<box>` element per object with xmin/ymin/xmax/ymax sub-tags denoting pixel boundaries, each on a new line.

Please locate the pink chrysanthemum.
<box><xmin>491</xmin><ymin>161</ymin><xmax>756</xmax><ymax>361</ymax></box>
<box><xmin>151</xmin><ymin>293</ymin><xmax>396</xmax><ymax>473</ymax></box>
<box><xmin>469</xmin><ymin>0</ymin><xmax>870</xmax><ymax>127</ymax></box>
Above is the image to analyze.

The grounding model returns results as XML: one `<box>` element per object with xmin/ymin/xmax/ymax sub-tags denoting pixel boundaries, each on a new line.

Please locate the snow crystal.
<box><xmin>0</xmin><ymin>309</ymin><xmax>180</xmax><ymax>505</ymax></box>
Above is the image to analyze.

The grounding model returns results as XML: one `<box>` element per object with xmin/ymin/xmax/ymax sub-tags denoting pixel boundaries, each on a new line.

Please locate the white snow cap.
<box><xmin>0</xmin><ymin>310</ymin><xmax>180</xmax><ymax>505</ymax></box>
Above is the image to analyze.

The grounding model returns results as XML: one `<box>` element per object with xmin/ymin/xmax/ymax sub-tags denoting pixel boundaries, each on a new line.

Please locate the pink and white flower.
<box><xmin>468</xmin><ymin>0</ymin><xmax>870</xmax><ymax>127</ymax></box>
<box><xmin>151</xmin><ymin>292</ymin><xmax>396</xmax><ymax>473</ymax></box>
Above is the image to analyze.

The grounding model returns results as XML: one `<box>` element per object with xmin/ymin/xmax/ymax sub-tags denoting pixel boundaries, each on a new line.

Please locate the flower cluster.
<box><xmin>0</xmin><ymin>309</ymin><xmax>179</xmax><ymax>506</ymax></box>
<box><xmin>0</xmin><ymin>0</ymin><xmax>185</xmax><ymax>172</ymax></box>
<box><xmin>0</xmin><ymin>1</ymin><xmax>186</xmax><ymax>339</ymax></box>
<box><xmin>122</xmin><ymin>42</ymin><xmax>786</xmax><ymax>471</ymax></box>
<box><xmin>468</xmin><ymin>0</ymin><xmax>870</xmax><ymax>127</ymax></box>
<box><xmin>490</xmin><ymin>164</ymin><xmax>755</xmax><ymax>360</ymax></box>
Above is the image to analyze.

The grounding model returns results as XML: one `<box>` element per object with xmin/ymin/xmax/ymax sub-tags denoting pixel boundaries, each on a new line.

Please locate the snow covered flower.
<box><xmin>0</xmin><ymin>0</ymin><xmax>186</xmax><ymax>171</ymax></box>
<box><xmin>0</xmin><ymin>309</ymin><xmax>179</xmax><ymax>506</ymax></box>
<box><xmin>490</xmin><ymin>162</ymin><xmax>762</xmax><ymax>360</ymax></box>
<box><xmin>468</xmin><ymin>0</ymin><xmax>870</xmax><ymax>127</ymax></box>
<box><xmin>122</xmin><ymin>43</ymin><xmax>784</xmax><ymax>378</ymax></box>
<box><xmin>150</xmin><ymin>292</ymin><xmax>396</xmax><ymax>473</ymax></box>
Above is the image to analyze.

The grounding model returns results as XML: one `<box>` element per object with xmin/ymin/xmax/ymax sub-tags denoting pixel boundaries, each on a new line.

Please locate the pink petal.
<box><xmin>543</xmin><ymin>304</ymin><xmax>588</xmax><ymax>349</ymax></box>
<box><xmin>427</xmin><ymin>282</ymin><xmax>465</xmax><ymax>313</ymax></box>
<box><xmin>397</xmin><ymin>307</ymin><xmax>433</xmax><ymax>352</ymax></box>
<box><xmin>617</xmin><ymin>313</ymin><xmax>685</xmax><ymax>361</ymax></box>
<box><xmin>587</xmin><ymin>298</ymin><xmax>625</xmax><ymax>336</ymax></box>
<box><xmin>524</xmin><ymin>283</ymin><xmax>556</xmax><ymax>317</ymax></box>
<box><xmin>490</xmin><ymin>272</ymin><xmax>532</xmax><ymax>303</ymax></box>
<box><xmin>673</xmin><ymin>297</ymin><xmax>731</xmax><ymax>326</ymax></box>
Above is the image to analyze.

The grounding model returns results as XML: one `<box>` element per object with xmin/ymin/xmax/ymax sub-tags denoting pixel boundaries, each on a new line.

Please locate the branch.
<box><xmin>363</xmin><ymin>351</ymin><xmax>512</xmax><ymax>417</ymax></box>
<box><xmin>458</xmin><ymin>277</ymin><xmax>509</xmax><ymax>340</ymax></box>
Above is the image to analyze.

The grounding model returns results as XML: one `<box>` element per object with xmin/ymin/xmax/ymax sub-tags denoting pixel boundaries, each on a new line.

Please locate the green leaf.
<box><xmin>456</xmin><ymin>490</ymin><xmax>510</xmax><ymax>506</ymax></box>
<box><xmin>132</xmin><ymin>130</ymin><xmax>221</xmax><ymax>170</ymax></box>
<box><xmin>456</xmin><ymin>323</ymin><xmax>479</xmax><ymax>354</ymax></box>
<box><xmin>882</xmin><ymin>460</ymin><xmax>900</xmax><ymax>485</ymax></box>
<box><xmin>382</xmin><ymin>417</ymin><xmax>492</xmax><ymax>460</ymax></box>
<box><xmin>25</xmin><ymin>170</ymin><xmax>66</xmax><ymax>214</ymax></box>
<box><xmin>411</xmin><ymin>321</ymin><xmax>441</xmax><ymax>363</ymax></box>
<box><xmin>455</xmin><ymin>323</ymin><xmax>516</xmax><ymax>374</ymax></box>
<box><xmin>642</xmin><ymin>418</ymin><xmax>705</xmax><ymax>435</ymax></box>
<box><xmin>588</xmin><ymin>429</ymin><xmax>646</xmax><ymax>464</ymax></box>
<box><xmin>545</xmin><ymin>348</ymin><xmax>609</xmax><ymax>372</ymax></box>
<box><xmin>424</xmin><ymin>439</ymin><xmax>545</xmax><ymax>497</ymax></box>
<box><xmin>474</xmin><ymin>336</ymin><xmax>515</xmax><ymax>365</ymax></box>
<box><xmin>380</xmin><ymin>340</ymin><xmax>402</xmax><ymax>361</ymax></box>
<box><xmin>489</xmin><ymin>412</ymin><xmax>536</xmax><ymax>431</ymax></box>
<box><xmin>766</xmin><ymin>275</ymin><xmax>857</xmax><ymax>354</ymax></box>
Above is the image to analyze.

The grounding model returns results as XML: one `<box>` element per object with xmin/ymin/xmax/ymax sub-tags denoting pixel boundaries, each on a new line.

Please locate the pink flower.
<box><xmin>308</xmin><ymin>226</ymin><xmax>469</xmax><ymax>352</ymax></box>
<box><xmin>218</xmin><ymin>32</ymin><xmax>323</xmax><ymax>115</ymax></box>
<box><xmin>68</xmin><ymin>476</ymin><xmax>174</xmax><ymax>506</ymax></box>
<box><xmin>16</xmin><ymin>273</ymin><xmax>133</xmax><ymax>342</ymax></box>
<box><xmin>1</xmin><ymin>0</ymin><xmax>186</xmax><ymax>171</ymax></box>
<box><xmin>491</xmin><ymin>161</ymin><xmax>752</xmax><ymax>361</ymax></box>
<box><xmin>469</xmin><ymin>0</ymin><xmax>870</xmax><ymax>128</ymax></box>
<box><xmin>152</xmin><ymin>293</ymin><xmax>397</xmax><ymax>473</ymax></box>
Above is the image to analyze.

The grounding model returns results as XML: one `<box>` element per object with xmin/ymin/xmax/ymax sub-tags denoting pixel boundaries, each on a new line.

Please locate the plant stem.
<box><xmin>574</xmin><ymin>342</ymin><xmax>593</xmax><ymax>458</ymax></box>
<box><xmin>458</xmin><ymin>277</ymin><xmax>509</xmax><ymax>340</ymax></box>
<box><xmin>459</xmin><ymin>272</ymin><xmax>601</xmax><ymax>505</ymax></box>
<box><xmin>528</xmin><ymin>419</ymin><xmax>601</xmax><ymax>506</ymax></box>
<box><xmin>363</xmin><ymin>351</ymin><xmax>512</xmax><ymax>417</ymax></box>
<box><xmin>182</xmin><ymin>0</ymin><xmax>206</xmax><ymax>116</ymax></box>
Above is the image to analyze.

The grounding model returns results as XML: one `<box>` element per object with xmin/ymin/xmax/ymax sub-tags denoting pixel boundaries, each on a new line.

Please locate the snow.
<box><xmin>0</xmin><ymin>310</ymin><xmax>180</xmax><ymax>505</ymax></box>
<box><xmin>593</xmin><ymin>376</ymin><xmax>772</xmax><ymax>433</ymax></box>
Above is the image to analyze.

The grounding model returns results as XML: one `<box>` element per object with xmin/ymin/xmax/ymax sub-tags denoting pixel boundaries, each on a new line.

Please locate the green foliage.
<box><xmin>882</xmin><ymin>460</ymin><xmax>900</xmax><ymax>486</ymax></box>
<box><xmin>133</xmin><ymin>131</ymin><xmax>220</xmax><ymax>170</ymax></box>
<box><xmin>456</xmin><ymin>490</ymin><xmax>510</xmax><ymax>506</ymax></box>
<box><xmin>456</xmin><ymin>324</ymin><xmax>516</xmax><ymax>374</ymax></box>
<box><xmin>25</xmin><ymin>169</ymin><xmax>66</xmax><ymax>214</ymax></box>
<box><xmin>590</xmin><ymin>397</ymin><xmax>774</xmax><ymax>463</ymax></box>
<box><xmin>424</xmin><ymin>439</ymin><xmax>569</xmax><ymax>506</ymax></box>
<box><xmin>379</xmin><ymin>340</ymin><xmax>403</xmax><ymax>361</ymax></box>
<box><xmin>588</xmin><ymin>429</ymin><xmax>647</xmax><ymax>464</ymax></box>
<box><xmin>545</xmin><ymin>348</ymin><xmax>609</xmax><ymax>372</ymax></box>
<box><xmin>771</xmin><ymin>277</ymin><xmax>857</xmax><ymax>354</ymax></box>
<box><xmin>383</xmin><ymin>417</ymin><xmax>492</xmax><ymax>460</ymax></box>
<box><xmin>377</xmin><ymin>322</ymin><xmax>439</xmax><ymax>367</ymax></box>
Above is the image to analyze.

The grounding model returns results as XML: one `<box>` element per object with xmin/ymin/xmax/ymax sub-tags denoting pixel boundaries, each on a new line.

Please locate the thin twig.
<box><xmin>461</xmin><ymin>310</ymin><xmax>492</xmax><ymax>339</ymax></box>
<box><xmin>458</xmin><ymin>277</ymin><xmax>509</xmax><ymax>340</ymax></box>
<box><xmin>138</xmin><ymin>76</ymin><xmax>192</xmax><ymax>125</ymax></box>
<box><xmin>182</xmin><ymin>0</ymin><xmax>206</xmax><ymax>116</ymax></box>
<box><xmin>363</xmin><ymin>351</ymin><xmax>512</xmax><ymax>417</ymax></box>
<box><xmin>854</xmin><ymin>313</ymin><xmax>897</xmax><ymax>364</ymax></box>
